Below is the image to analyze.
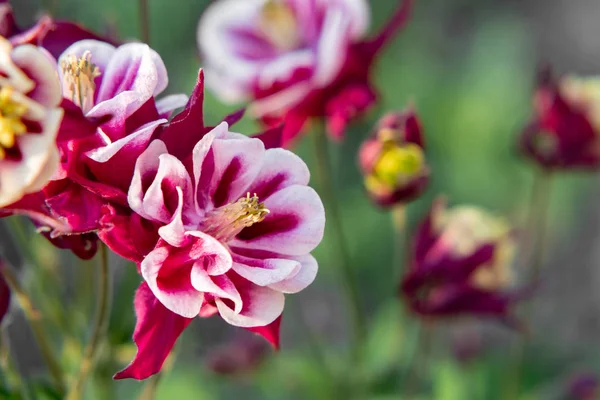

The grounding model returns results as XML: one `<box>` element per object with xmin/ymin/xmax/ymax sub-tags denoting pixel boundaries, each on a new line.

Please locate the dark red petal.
<box><xmin>113</xmin><ymin>283</ymin><xmax>193</xmax><ymax>380</ymax></box>
<box><xmin>253</xmin><ymin>125</ymin><xmax>284</xmax><ymax>149</ymax></box>
<box><xmin>365</xmin><ymin>0</ymin><xmax>415</xmax><ymax>55</ymax></box>
<box><xmin>222</xmin><ymin>108</ymin><xmax>245</xmax><ymax>127</ymax></box>
<box><xmin>0</xmin><ymin>262</ymin><xmax>10</xmax><ymax>325</ymax></box>
<box><xmin>246</xmin><ymin>314</ymin><xmax>282</xmax><ymax>350</ymax></box>
<box><xmin>40</xmin><ymin>20</ymin><xmax>119</xmax><ymax>59</ymax></box>
<box><xmin>158</xmin><ymin>70</ymin><xmax>206</xmax><ymax>160</ymax></box>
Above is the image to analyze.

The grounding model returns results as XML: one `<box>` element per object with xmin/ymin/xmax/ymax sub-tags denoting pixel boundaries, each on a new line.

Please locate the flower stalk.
<box><xmin>66</xmin><ymin>244</ymin><xmax>112</xmax><ymax>400</ymax></box>
<box><xmin>311</xmin><ymin>126</ymin><xmax>366</xmax><ymax>347</ymax></box>
<box><xmin>0</xmin><ymin>261</ymin><xmax>66</xmax><ymax>395</ymax></box>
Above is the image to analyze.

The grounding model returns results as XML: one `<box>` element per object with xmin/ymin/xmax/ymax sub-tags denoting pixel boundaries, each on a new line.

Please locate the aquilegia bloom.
<box><xmin>0</xmin><ymin>37</ymin><xmax>62</xmax><ymax>208</ymax></box>
<box><xmin>520</xmin><ymin>68</ymin><xmax>600</xmax><ymax>170</ymax></box>
<box><xmin>1</xmin><ymin>39</ymin><xmax>186</xmax><ymax>258</ymax></box>
<box><xmin>105</xmin><ymin>73</ymin><xmax>324</xmax><ymax>380</ymax></box>
<box><xmin>358</xmin><ymin>108</ymin><xmax>429</xmax><ymax>207</ymax></box>
<box><xmin>401</xmin><ymin>198</ymin><xmax>518</xmax><ymax>321</ymax></box>
<box><xmin>198</xmin><ymin>0</ymin><xmax>414</xmax><ymax>146</ymax></box>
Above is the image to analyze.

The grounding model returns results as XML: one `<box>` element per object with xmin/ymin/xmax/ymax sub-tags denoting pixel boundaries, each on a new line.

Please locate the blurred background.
<box><xmin>5</xmin><ymin>0</ymin><xmax>600</xmax><ymax>398</ymax></box>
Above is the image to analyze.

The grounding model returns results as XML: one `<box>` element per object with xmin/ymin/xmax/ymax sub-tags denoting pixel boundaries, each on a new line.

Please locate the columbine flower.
<box><xmin>358</xmin><ymin>109</ymin><xmax>428</xmax><ymax>207</ymax></box>
<box><xmin>198</xmin><ymin>0</ymin><xmax>414</xmax><ymax>146</ymax></box>
<box><xmin>107</xmin><ymin>74</ymin><xmax>324</xmax><ymax>380</ymax></box>
<box><xmin>520</xmin><ymin>68</ymin><xmax>600</xmax><ymax>170</ymax></box>
<box><xmin>401</xmin><ymin>199</ymin><xmax>517</xmax><ymax>321</ymax></box>
<box><xmin>0</xmin><ymin>37</ymin><xmax>63</xmax><ymax>207</ymax></box>
<box><xmin>0</xmin><ymin>39</ymin><xmax>187</xmax><ymax>258</ymax></box>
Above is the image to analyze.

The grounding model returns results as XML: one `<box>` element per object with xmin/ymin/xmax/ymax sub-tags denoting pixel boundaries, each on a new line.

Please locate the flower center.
<box><xmin>259</xmin><ymin>0</ymin><xmax>300</xmax><ymax>51</ymax></box>
<box><xmin>0</xmin><ymin>86</ymin><xmax>28</xmax><ymax>160</ymax></box>
<box><xmin>60</xmin><ymin>51</ymin><xmax>101</xmax><ymax>114</ymax></box>
<box><xmin>365</xmin><ymin>138</ymin><xmax>424</xmax><ymax>194</ymax></box>
<box><xmin>201</xmin><ymin>193</ymin><xmax>270</xmax><ymax>243</ymax></box>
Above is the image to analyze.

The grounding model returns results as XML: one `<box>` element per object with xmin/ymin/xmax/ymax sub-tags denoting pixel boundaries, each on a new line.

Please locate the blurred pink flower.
<box><xmin>205</xmin><ymin>333</ymin><xmax>271</xmax><ymax>376</ymax></box>
<box><xmin>567</xmin><ymin>373</ymin><xmax>599</xmax><ymax>400</ymax></box>
<box><xmin>0</xmin><ymin>40</ymin><xmax>186</xmax><ymax>258</ymax></box>
<box><xmin>520</xmin><ymin>68</ymin><xmax>600</xmax><ymax>170</ymax></box>
<box><xmin>198</xmin><ymin>0</ymin><xmax>415</xmax><ymax>147</ymax></box>
<box><xmin>358</xmin><ymin>108</ymin><xmax>429</xmax><ymax>207</ymax></box>
<box><xmin>0</xmin><ymin>37</ymin><xmax>63</xmax><ymax>208</ymax></box>
<box><xmin>108</xmin><ymin>72</ymin><xmax>324</xmax><ymax>381</ymax></box>
<box><xmin>401</xmin><ymin>199</ymin><xmax>519</xmax><ymax>322</ymax></box>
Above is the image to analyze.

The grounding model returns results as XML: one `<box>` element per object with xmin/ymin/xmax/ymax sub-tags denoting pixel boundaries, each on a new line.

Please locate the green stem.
<box><xmin>402</xmin><ymin>320</ymin><xmax>433</xmax><ymax>399</ymax></box>
<box><xmin>138</xmin><ymin>373</ymin><xmax>162</xmax><ymax>400</ymax></box>
<box><xmin>66</xmin><ymin>244</ymin><xmax>112</xmax><ymax>400</ymax></box>
<box><xmin>2</xmin><ymin>331</ymin><xmax>35</xmax><ymax>400</ymax></box>
<box><xmin>139</xmin><ymin>0</ymin><xmax>151</xmax><ymax>44</ymax></box>
<box><xmin>505</xmin><ymin>169</ymin><xmax>553</xmax><ymax>400</ymax></box>
<box><xmin>0</xmin><ymin>261</ymin><xmax>66</xmax><ymax>395</ymax></box>
<box><xmin>311</xmin><ymin>128</ymin><xmax>366</xmax><ymax>347</ymax></box>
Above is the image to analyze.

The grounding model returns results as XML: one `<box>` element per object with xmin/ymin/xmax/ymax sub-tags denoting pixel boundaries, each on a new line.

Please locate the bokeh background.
<box><xmin>4</xmin><ymin>0</ymin><xmax>600</xmax><ymax>398</ymax></box>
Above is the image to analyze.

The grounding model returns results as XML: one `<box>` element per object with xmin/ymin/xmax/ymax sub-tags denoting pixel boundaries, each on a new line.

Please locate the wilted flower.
<box><xmin>102</xmin><ymin>72</ymin><xmax>323</xmax><ymax>380</ymax></box>
<box><xmin>520</xmin><ymin>68</ymin><xmax>600</xmax><ymax>170</ymax></box>
<box><xmin>358</xmin><ymin>109</ymin><xmax>428</xmax><ymax>207</ymax></box>
<box><xmin>205</xmin><ymin>334</ymin><xmax>270</xmax><ymax>376</ymax></box>
<box><xmin>567</xmin><ymin>373</ymin><xmax>599</xmax><ymax>400</ymax></box>
<box><xmin>0</xmin><ymin>37</ymin><xmax>63</xmax><ymax>208</ymax></box>
<box><xmin>0</xmin><ymin>39</ymin><xmax>187</xmax><ymax>258</ymax></box>
<box><xmin>198</xmin><ymin>0</ymin><xmax>415</xmax><ymax>146</ymax></box>
<box><xmin>401</xmin><ymin>198</ymin><xmax>517</xmax><ymax>320</ymax></box>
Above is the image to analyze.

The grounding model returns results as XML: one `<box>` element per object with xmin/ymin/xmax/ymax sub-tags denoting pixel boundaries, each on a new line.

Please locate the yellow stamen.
<box><xmin>0</xmin><ymin>86</ymin><xmax>28</xmax><ymax>160</ymax></box>
<box><xmin>366</xmin><ymin>141</ymin><xmax>424</xmax><ymax>195</ymax></box>
<box><xmin>60</xmin><ymin>51</ymin><xmax>101</xmax><ymax>114</ymax></box>
<box><xmin>202</xmin><ymin>193</ymin><xmax>270</xmax><ymax>242</ymax></box>
<box><xmin>259</xmin><ymin>0</ymin><xmax>300</xmax><ymax>51</ymax></box>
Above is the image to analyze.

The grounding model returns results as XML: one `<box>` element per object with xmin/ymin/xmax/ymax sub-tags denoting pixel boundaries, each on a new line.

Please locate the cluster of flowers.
<box><xmin>1</xmin><ymin>0</ymin><xmax>598</xmax><ymax>382</ymax></box>
<box><xmin>0</xmin><ymin>0</ymin><xmax>414</xmax><ymax>380</ymax></box>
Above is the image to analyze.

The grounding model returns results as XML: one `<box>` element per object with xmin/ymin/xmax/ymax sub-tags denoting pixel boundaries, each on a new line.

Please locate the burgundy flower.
<box><xmin>358</xmin><ymin>108</ymin><xmax>428</xmax><ymax>207</ymax></box>
<box><xmin>197</xmin><ymin>0</ymin><xmax>415</xmax><ymax>147</ymax></box>
<box><xmin>520</xmin><ymin>68</ymin><xmax>600</xmax><ymax>170</ymax></box>
<box><xmin>401</xmin><ymin>199</ymin><xmax>517</xmax><ymax>321</ymax></box>
<box><xmin>205</xmin><ymin>333</ymin><xmax>270</xmax><ymax>376</ymax></box>
<box><xmin>0</xmin><ymin>37</ymin><xmax>63</xmax><ymax>208</ymax></box>
<box><xmin>107</xmin><ymin>73</ymin><xmax>324</xmax><ymax>381</ymax></box>
<box><xmin>0</xmin><ymin>39</ymin><xmax>186</xmax><ymax>258</ymax></box>
<box><xmin>567</xmin><ymin>373</ymin><xmax>599</xmax><ymax>400</ymax></box>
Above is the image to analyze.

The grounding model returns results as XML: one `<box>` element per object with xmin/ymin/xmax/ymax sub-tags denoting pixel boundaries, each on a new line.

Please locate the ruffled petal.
<box><xmin>268</xmin><ymin>254</ymin><xmax>318</xmax><ymax>294</ymax></box>
<box><xmin>113</xmin><ymin>283</ymin><xmax>193</xmax><ymax>380</ymax></box>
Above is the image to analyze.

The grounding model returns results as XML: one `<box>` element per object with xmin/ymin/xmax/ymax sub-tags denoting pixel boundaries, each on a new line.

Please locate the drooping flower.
<box><xmin>0</xmin><ymin>37</ymin><xmax>63</xmax><ymax>208</ymax></box>
<box><xmin>0</xmin><ymin>39</ymin><xmax>187</xmax><ymax>258</ymax></box>
<box><xmin>520</xmin><ymin>68</ymin><xmax>600</xmax><ymax>170</ymax></box>
<box><xmin>107</xmin><ymin>73</ymin><xmax>324</xmax><ymax>380</ymax></box>
<box><xmin>401</xmin><ymin>198</ymin><xmax>518</xmax><ymax>321</ymax></box>
<box><xmin>198</xmin><ymin>0</ymin><xmax>415</xmax><ymax>147</ymax></box>
<box><xmin>358</xmin><ymin>108</ymin><xmax>428</xmax><ymax>207</ymax></box>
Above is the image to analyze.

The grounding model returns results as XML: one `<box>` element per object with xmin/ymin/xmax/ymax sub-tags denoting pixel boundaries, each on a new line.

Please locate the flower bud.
<box><xmin>401</xmin><ymin>198</ymin><xmax>517</xmax><ymax>320</ymax></box>
<box><xmin>520</xmin><ymin>68</ymin><xmax>600</xmax><ymax>169</ymax></box>
<box><xmin>359</xmin><ymin>109</ymin><xmax>429</xmax><ymax>207</ymax></box>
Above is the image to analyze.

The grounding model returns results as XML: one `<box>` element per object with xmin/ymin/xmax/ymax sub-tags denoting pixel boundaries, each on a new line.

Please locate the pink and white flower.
<box><xmin>0</xmin><ymin>39</ymin><xmax>186</xmax><ymax>258</ymax></box>
<box><xmin>197</xmin><ymin>0</ymin><xmax>414</xmax><ymax>146</ymax></box>
<box><xmin>0</xmin><ymin>37</ymin><xmax>63</xmax><ymax>207</ymax></box>
<box><xmin>113</xmin><ymin>111</ymin><xmax>324</xmax><ymax>380</ymax></box>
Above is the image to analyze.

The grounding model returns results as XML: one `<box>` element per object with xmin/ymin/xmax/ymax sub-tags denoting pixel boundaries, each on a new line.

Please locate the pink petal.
<box><xmin>231</xmin><ymin>253</ymin><xmax>300</xmax><ymax>287</ymax></box>
<box><xmin>156</xmin><ymin>94</ymin><xmax>189</xmax><ymax>119</ymax></box>
<box><xmin>246</xmin><ymin>315</ymin><xmax>282</xmax><ymax>350</ymax></box>
<box><xmin>141</xmin><ymin>244</ymin><xmax>204</xmax><ymax>319</ymax></box>
<box><xmin>268</xmin><ymin>254</ymin><xmax>318</xmax><ymax>294</ymax></box>
<box><xmin>190</xmin><ymin>269</ymin><xmax>242</xmax><ymax>313</ymax></box>
<box><xmin>245</xmin><ymin>148</ymin><xmax>310</xmax><ymax>200</ymax></box>
<box><xmin>128</xmin><ymin>139</ymin><xmax>169</xmax><ymax>221</ymax></box>
<box><xmin>186</xmin><ymin>231</ymin><xmax>233</xmax><ymax>276</ymax></box>
<box><xmin>157</xmin><ymin>187</ymin><xmax>187</xmax><ymax>247</ymax></box>
<box><xmin>88</xmin><ymin>43</ymin><xmax>167</xmax><ymax>140</ymax></box>
<box><xmin>231</xmin><ymin>185</ymin><xmax>325</xmax><ymax>256</ymax></box>
<box><xmin>216</xmin><ymin>272</ymin><xmax>284</xmax><ymax>328</ymax></box>
<box><xmin>11</xmin><ymin>44</ymin><xmax>62</xmax><ymax>107</ymax></box>
<box><xmin>113</xmin><ymin>283</ymin><xmax>193</xmax><ymax>380</ymax></box>
<box><xmin>85</xmin><ymin>119</ymin><xmax>166</xmax><ymax>194</ymax></box>
<box><xmin>313</xmin><ymin>7</ymin><xmax>352</xmax><ymax>87</ymax></box>
<box><xmin>209</xmin><ymin>133</ymin><xmax>265</xmax><ymax>207</ymax></box>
